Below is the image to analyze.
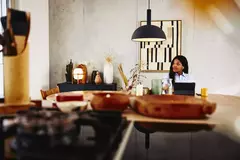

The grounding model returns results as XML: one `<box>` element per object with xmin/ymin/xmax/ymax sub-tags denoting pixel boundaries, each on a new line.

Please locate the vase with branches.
<box><xmin>118</xmin><ymin>61</ymin><xmax>146</xmax><ymax>92</ymax></box>
<box><xmin>127</xmin><ymin>62</ymin><xmax>146</xmax><ymax>91</ymax></box>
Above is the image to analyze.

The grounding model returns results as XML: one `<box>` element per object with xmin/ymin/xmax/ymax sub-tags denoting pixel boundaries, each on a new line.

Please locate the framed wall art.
<box><xmin>139</xmin><ymin>20</ymin><xmax>182</xmax><ymax>72</ymax></box>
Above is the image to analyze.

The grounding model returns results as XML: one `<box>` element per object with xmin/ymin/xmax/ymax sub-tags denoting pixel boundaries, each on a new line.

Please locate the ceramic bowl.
<box><xmin>56</xmin><ymin>101</ymin><xmax>88</xmax><ymax>113</ymax></box>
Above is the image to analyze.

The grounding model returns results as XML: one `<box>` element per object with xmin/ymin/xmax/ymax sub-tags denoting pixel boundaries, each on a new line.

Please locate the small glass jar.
<box><xmin>162</xmin><ymin>78</ymin><xmax>173</xmax><ymax>95</ymax></box>
<box><xmin>136</xmin><ymin>83</ymin><xmax>143</xmax><ymax>96</ymax></box>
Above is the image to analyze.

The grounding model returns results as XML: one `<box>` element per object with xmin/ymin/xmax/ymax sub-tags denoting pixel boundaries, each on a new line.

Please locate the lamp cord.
<box><xmin>146</xmin><ymin>0</ymin><xmax>151</xmax><ymax>25</ymax></box>
<box><xmin>148</xmin><ymin>0</ymin><xmax>150</xmax><ymax>9</ymax></box>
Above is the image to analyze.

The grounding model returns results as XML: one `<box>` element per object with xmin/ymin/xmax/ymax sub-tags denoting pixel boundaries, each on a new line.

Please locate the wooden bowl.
<box><xmin>129</xmin><ymin>95</ymin><xmax>217</xmax><ymax>119</ymax></box>
<box><xmin>90</xmin><ymin>92</ymin><xmax>129</xmax><ymax>111</ymax></box>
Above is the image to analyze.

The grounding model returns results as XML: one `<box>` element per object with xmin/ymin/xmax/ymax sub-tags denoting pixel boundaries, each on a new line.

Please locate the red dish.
<box><xmin>56</xmin><ymin>94</ymin><xmax>84</xmax><ymax>102</ymax></box>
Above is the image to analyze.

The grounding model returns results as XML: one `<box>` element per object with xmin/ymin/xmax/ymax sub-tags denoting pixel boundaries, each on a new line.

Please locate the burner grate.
<box><xmin>1</xmin><ymin>107</ymin><xmax>128</xmax><ymax>160</ymax></box>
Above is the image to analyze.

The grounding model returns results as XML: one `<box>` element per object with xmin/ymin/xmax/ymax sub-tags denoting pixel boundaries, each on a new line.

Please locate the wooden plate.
<box><xmin>129</xmin><ymin>95</ymin><xmax>217</xmax><ymax>119</ymax></box>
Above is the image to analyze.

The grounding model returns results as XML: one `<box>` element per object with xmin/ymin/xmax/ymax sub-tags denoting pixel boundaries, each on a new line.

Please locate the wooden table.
<box><xmin>46</xmin><ymin>92</ymin><xmax>240</xmax><ymax>125</ymax></box>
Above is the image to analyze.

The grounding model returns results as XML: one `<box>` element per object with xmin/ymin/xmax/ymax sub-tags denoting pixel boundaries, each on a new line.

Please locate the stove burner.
<box><xmin>1</xmin><ymin>107</ymin><xmax>127</xmax><ymax>160</ymax></box>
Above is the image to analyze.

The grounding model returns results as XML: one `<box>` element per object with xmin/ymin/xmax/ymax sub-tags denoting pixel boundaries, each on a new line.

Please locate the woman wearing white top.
<box><xmin>163</xmin><ymin>55</ymin><xmax>194</xmax><ymax>91</ymax></box>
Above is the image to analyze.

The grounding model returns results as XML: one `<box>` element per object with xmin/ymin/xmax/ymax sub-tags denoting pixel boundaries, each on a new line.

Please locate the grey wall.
<box><xmin>49</xmin><ymin>0</ymin><xmax>240</xmax><ymax>95</ymax></box>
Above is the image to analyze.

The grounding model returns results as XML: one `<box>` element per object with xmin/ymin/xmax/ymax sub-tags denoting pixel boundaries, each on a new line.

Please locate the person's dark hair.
<box><xmin>169</xmin><ymin>55</ymin><xmax>189</xmax><ymax>84</ymax></box>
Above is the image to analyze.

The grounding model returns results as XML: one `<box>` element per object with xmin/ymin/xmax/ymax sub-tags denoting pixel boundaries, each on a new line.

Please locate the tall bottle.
<box><xmin>69</xmin><ymin>59</ymin><xmax>73</xmax><ymax>83</ymax></box>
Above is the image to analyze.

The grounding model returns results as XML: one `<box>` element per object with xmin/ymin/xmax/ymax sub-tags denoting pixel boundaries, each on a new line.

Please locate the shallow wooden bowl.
<box><xmin>129</xmin><ymin>95</ymin><xmax>217</xmax><ymax>119</ymax></box>
<box><xmin>90</xmin><ymin>92</ymin><xmax>129</xmax><ymax>111</ymax></box>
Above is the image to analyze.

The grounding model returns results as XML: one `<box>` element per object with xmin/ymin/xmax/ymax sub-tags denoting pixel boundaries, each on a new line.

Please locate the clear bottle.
<box><xmin>168</xmin><ymin>79</ymin><xmax>173</xmax><ymax>95</ymax></box>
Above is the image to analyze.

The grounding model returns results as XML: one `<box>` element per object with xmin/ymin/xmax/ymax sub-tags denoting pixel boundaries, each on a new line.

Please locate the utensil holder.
<box><xmin>4</xmin><ymin>43</ymin><xmax>29</xmax><ymax>105</ymax></box>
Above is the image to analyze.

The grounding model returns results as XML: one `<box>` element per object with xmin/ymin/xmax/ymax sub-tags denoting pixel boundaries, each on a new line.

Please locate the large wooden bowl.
<box><xmin>129</xmin><ymin>95</ymin><xmax>217</xmax><ymax>119</ymax></box>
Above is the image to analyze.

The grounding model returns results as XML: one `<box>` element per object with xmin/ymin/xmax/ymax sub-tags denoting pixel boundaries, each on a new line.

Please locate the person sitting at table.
<box><xmin>163</xmin><ymin>55</ymin><xmax>194</xmax><ymax>91</ymax></box>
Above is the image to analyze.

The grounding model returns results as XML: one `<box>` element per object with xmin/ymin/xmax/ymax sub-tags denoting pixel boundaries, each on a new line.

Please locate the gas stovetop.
<box><xmin>0</xmin><ymin>107</ymin><xmax>128</xmax><ymax>160</ymax></box>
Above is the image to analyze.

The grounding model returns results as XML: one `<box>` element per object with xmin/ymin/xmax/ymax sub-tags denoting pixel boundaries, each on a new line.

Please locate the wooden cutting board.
<box><xmin>122</xmin><ymin>109</ymin><xmax>220</xmax><ymax>125</ymax></box>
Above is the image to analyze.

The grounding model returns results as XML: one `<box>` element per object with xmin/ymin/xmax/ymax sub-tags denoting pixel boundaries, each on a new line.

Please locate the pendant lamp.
<box><xmin>132</xmin><ymin>0</ymin><xmax>166</xmax><ymax>42</ymax></box>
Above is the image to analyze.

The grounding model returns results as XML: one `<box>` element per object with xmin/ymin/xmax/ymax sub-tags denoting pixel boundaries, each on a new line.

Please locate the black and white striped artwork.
<box><xmin>140</xmin><ymin>20</ymin><xmax>182</xmax><ymax>72</ymax></box>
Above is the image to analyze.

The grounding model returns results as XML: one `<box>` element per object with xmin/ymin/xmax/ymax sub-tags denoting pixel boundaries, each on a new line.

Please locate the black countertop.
<box><xmin>122</xmin><ymin>122</ymin><xmax>240</xmax><ymax>160</ymax></box>
<box><xmin>3</xmin><ymin>111</ymin><xmax>240</xmax><ymax>160</ymax></box>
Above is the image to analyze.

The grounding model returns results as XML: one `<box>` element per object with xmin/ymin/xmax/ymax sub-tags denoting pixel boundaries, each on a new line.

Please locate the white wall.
<box><xmin>16</xmin><ymin>0</ymin><xmax>49</xmax><ymax>99</ymax></box>
<box><xmin>49</xmin><ymin>0</ymin><xmax>240</xmax><ymax>96</ymax></box>
<box><xmin>0</xmin><ymin>0</ymin><xmax>9</xmax><ymax>97</ymax></box>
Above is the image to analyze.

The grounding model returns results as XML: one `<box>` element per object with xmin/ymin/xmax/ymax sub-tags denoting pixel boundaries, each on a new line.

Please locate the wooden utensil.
<box><xmin>118</xmin><ymin>63</ymin><xmax>128</xmax><ymax>87</ymax></box>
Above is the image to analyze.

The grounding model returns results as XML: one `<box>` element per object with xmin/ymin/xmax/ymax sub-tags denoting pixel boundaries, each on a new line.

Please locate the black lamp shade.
<box><xmin>131</xmin><ymin>25</ymin><xmax>166</xmax><ymax>42</ymax></box>
<box><xmin>132</xmin><ymin>8</ymin><xmax>166</xmax><ymax>42</ymax></box>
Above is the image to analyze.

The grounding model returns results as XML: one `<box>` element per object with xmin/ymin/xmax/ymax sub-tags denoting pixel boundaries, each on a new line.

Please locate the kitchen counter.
<box><xmin>47</xmin><ymin>92</ymin><xmax>240</xmax><ymax>127</ymax></box>
<box><xmin>115</xmin><ymin>94</ymin><xmax>240</xmax><ymax>160</ymax></box>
